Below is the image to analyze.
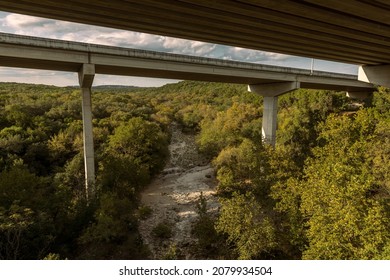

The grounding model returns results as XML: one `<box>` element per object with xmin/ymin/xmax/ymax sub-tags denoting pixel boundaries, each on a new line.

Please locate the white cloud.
<box><xmin>3</xmin><ymin>13</ymin><xmax>72</xmax><ymax>37</ymax></box>
<box><xmin>3</xmin><ymin>13</ymin><xmax>52</xmax><ymax>29</ymax></box>
<box><xmin>0</xmin><ymin>67</ymin><xmax>78</xmax><ymax>85</ymax></box>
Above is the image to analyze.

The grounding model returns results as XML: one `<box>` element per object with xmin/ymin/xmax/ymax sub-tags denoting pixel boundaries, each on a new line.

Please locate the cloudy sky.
<box><xmin>0</xmin><ymin>11</ymin><xmax>358</xmax><ymax>87</ymax></box>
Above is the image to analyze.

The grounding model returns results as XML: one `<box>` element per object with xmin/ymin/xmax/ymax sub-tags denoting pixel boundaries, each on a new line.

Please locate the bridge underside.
<box><xmin>0</xmin><ymin>0</ymin><xmax>389</xmax><ymax>66</ymax></box>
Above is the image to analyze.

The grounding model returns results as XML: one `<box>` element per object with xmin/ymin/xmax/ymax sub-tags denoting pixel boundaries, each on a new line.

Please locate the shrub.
<box><xmin>137</xmin><ymin>205</ymin><xmax>153</xmax><ymax>220</ymax></box>
<box><xmin>152</xmin><ymin>222</ymin><xmax>173</xmax><ymax>239</ymax></box>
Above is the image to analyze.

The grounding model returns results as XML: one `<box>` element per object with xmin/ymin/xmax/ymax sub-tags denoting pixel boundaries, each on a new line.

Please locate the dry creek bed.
<box><xmin>138</xmin><ymin>123</ymin><xmax>219</xmax><ymax>259</ymax></box>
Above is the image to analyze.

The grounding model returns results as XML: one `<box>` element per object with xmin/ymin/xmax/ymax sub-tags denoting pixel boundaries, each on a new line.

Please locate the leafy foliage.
<box><xmin>152</xmin><ymin>222</ymin><xmax>173</xmax><ymax>239</ymax></box>
<box><xmin>216</xmin><ymin>192</ymin><xmax>277</xmax><ymax>259</ymax></box>
<box><xmin>191</xmin><ymin>193</ymin><xmax>232</xmax><ymax>259</ymax></box>
<box><xmin>0</xmin><ymin>81</ymin><xmax>389</xmax><ymax>260</ymax></box>
<box><xmin>298</xmin><ymin>109</ymin><xmax>390</xmax><ymax>259</ymax></box>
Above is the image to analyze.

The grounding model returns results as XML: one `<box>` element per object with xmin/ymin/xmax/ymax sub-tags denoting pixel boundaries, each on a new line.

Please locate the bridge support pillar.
<box><xmin>261</xmin><ymin>96</ymin><xmax>278</xmax><ymax>146</ymax></box>
<box><xmin>358</xmin><ymin>64</ymin><xmax>390</xmax><ymax>88</ymax></box>
<box><xmin>79</xmin><ymin>64</ymin><xmax>96</xmax><ymax>200</ymax></box>
<box><xmin>248</xmin><ymin>81</ymin><xmax>300</xmax><ymax>146</ymax></box>
<box><xmin>346</xmin><ymin>91</ymin><xmax>373</xmax><ymax>100</ymax></box>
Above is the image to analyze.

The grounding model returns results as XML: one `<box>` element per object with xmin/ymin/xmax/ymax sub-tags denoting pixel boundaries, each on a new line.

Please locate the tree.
<box><xmin>213</xmin><ymin>139</ymin><xmax>270</xmax><ymax>197</ymax></box>
<box><xmin>277</xmin><ymin>89</ymin><xmax>349</xmax><ymax>168</ymax></box>
<box><xmin>216</xmin><ymin>192</ymin><xmax>276</xmax><ymax>259</ymax></box>
<box><xmin>78</xmin><ymin>193</ymin><xmax>148</xmax><ymax>259</ymax></box>
<box><xmin>197</xmin><ymin>102</ymin><xmax>261</xmax><ymax>157</ymax></box>
<box><xmin>0</xmin><ymin>203</ymin><xmax>34</xmax><ymax>259</ymax></box>
<box><xmin>107</xmin><ymin>117</ymin><xmax>168</xmax><ymax>175</ymax></box>
<box><xmin>298</xmin><ymin>110</ymin><xmax>390</xmax><ymax>259</ymax></box>
<box><xmin>0</xmin><ymin>165</ymin><xmax>59</xmax><ymax>259</ymax></box>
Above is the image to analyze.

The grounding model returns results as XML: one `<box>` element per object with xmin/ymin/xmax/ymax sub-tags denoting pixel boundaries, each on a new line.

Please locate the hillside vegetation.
<box><xmin>0</xmin><ymin>81</ymin><xmax>389</xmax><ymax>260</ymax></box>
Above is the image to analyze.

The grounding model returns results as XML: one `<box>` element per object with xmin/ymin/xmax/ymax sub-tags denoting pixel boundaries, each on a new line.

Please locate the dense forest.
<box><xmin>0</xmin><ymin>81</ymin><xmax>389</xmax><ymax>260</ymax></box>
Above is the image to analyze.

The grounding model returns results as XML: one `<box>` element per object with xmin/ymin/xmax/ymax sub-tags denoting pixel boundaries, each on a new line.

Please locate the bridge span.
<box><xmin>0</xmin><ymin>33</ymin><xmax>375</xmax><ymax>198</ymax></box>
<box><xmin>0</xmin><ymin>33</ymin><xmax>372</xmax><ymax>91</ymax></box>
<box><xmin>0</xmin><ymin>1</ymin><xmax>389</xmax><ymax>88</ymax></box>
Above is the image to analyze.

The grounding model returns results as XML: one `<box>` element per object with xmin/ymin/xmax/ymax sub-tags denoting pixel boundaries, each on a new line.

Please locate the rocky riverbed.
<box><xmin>138</xmin><ymin>123</ymin><xmax>219</xmax><ymax>259</ymax></box>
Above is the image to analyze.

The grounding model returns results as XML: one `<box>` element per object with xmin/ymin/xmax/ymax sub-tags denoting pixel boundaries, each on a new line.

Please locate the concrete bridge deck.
<box><xmin>0</xmin><ymin>33</ymin><xmax>373</xmax><ymax>92</ymax></box>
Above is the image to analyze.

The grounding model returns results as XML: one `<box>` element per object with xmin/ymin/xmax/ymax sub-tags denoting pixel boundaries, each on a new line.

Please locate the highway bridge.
<box><xmin>0</xmin><ymin>33</ymin><xmax>373</xmax><ymax>90</ymax></box>
<box><xmin>0</xmin><ymin>0</ymin><xmax>389</xmax><ymax>86</ymax></box>
<box><xmin>0</xmin><ymin>1</ymin><xmax>387</xmax><ymax>197</ymax></box>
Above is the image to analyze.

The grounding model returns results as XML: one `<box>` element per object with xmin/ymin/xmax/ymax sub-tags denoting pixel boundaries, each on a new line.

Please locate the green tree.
<box><xmin>107</xmin><ymin>117</ymin><xmax>168</xmax><ymax>174</ymax></box>
<box><xmin>0</xmin><ymin>203</ymin><xmax>34</xmax><ymax>259</ymax></box>
<box><xmin>0</xmin><ymin>166</ymin><xmax>60</xmax><ymax>259</ymax></box>
<box><xmin>216</xmin><ymin>192</ymin><xmax>276</xmax><ymax>259</ymax></box>
<box><xmin>277</xmin><ymin>89</ymin><xmax>349</xmax><ymax>168</ymax></box>
<box><xmin>298</xmin><ymin>110</ymin><xmax>390</xmax><ymax>259</ymax></box>
<box><xmin>197</xmin><ymin>102</ymin><xmax>261</xmax><ymax>157</ymax></box>
<box><xmin>78</xmin><ymin>193</ymin><xmax>148</xmax><ymax>259</ymax></box>
<box><xmin>213</xmin><ymin>139</ymin><xmax>270</xmax><ymax>197</ymax></box>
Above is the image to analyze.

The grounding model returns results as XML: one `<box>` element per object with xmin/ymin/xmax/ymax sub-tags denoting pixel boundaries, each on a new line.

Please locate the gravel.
<box><xmin>138</xmin><ymin>123</ymin><xmax>219</xmax><ymax>259</ymax></box>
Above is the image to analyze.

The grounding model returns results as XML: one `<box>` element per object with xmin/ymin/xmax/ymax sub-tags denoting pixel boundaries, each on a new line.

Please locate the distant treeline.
<box><xmin>0</xmin><ymin>81</ymin><xmax>389</xmax><ymax>260</ymax></box>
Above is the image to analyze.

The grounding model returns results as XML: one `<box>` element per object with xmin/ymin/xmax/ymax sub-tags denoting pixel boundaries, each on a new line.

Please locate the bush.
<box><xmin>152</xmin><ymin>222</ymin><xmax>173</xmax><ymax>239</ymax></box>
<box><xmin>137</xmin><ymin>205</ymin><xmax>153</xmax><ymax>220</ymax></box>
<box><xmin>163</xmin><ymin>244</ymin><xmax>179</xmax><ymax>260</ymax></box>
<box><xmin>191</xmin><ymin>193</ymin><xmax>233</xmax><ymax>259</ymax></box>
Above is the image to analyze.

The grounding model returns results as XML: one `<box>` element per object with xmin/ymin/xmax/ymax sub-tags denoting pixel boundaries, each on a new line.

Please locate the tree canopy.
<box><xmin>0</xmin><ymin>81</ymin><xmax>389</xmax><ymax>260</ymax></box>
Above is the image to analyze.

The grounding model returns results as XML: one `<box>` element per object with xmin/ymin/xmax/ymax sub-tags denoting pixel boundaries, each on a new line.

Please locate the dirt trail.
<box><xmin>138</xmin><ymin>123</ymin><xmax>219</xmax><ymax>259</ymax></box>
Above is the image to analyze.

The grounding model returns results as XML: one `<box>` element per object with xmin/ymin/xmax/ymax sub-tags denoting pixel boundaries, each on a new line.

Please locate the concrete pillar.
<box><xmin>358</xmin><ymin>64</ymin><xmax>390</xmax><ymax>87</ymax></box>
<box><xmin>78</xmin><ymin>64</ymin><xmax>96</xmax><ymax>200</ymax></box>
<box><xmin>262</xmin><ymin>96</ymin><xmax>278</xmax><ymax>145</ymax></box>
<box><xmin>249</xmin><ymin>81</ymin><xmax>300</xmax><ymax>146</ymax></box>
